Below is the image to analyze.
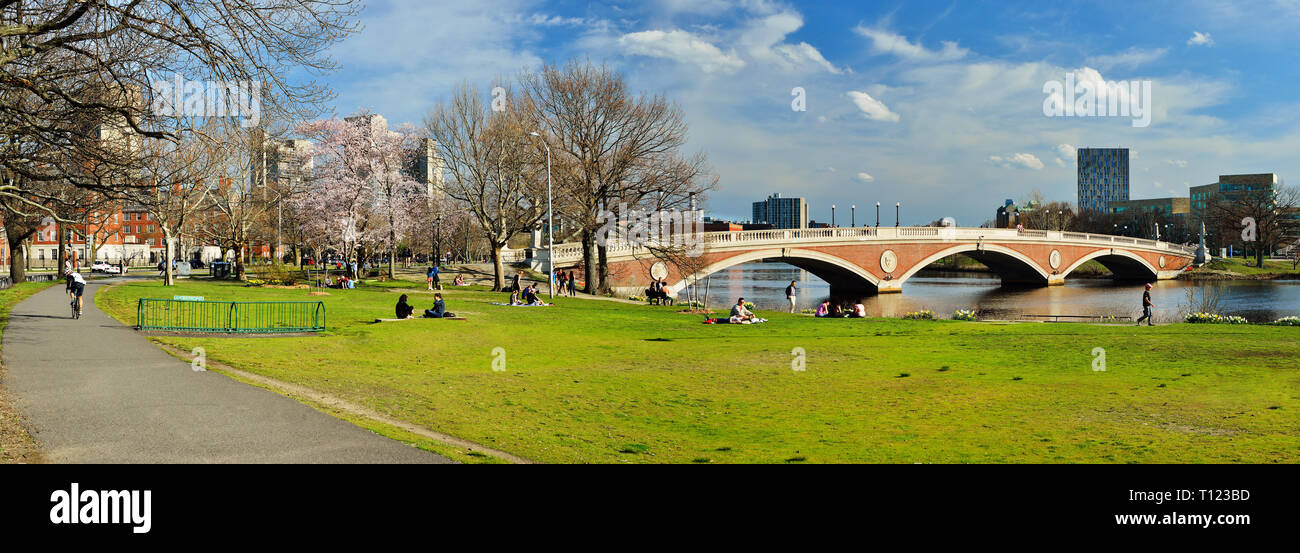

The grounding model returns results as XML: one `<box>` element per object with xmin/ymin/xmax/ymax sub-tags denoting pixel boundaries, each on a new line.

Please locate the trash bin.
<box><xmin>211</xmin><ymin>262</ymin><xmax>231</xmax><ymax>279</ymax></box>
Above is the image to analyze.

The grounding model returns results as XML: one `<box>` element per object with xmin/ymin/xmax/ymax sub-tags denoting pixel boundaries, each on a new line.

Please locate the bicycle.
<box><xmin>70</xmin><ymin>297</ymin><xmax>80</xmax><ymax>319</ymax></box>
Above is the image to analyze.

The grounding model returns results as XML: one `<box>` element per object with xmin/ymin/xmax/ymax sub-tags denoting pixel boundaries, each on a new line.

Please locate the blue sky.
<box><xmin>322</xmin><ymin>0</ymin><xmax>1300</xmax><ymax>226</ymax></box>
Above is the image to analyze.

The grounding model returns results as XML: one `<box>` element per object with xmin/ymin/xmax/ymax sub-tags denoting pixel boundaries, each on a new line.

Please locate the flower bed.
<box><xmin>953</xmin><ymin>309</ymin><xmax>977</xmax><ymax>321</ymax></box>
<box><xmin>1271</xmin><ymin>316</ymin><xmax>1300</xmax><ymax>326</ymax></box>
<box><xmin>1185</xmin><ymin>312</ymin><xmax>1249</xmax><ymax>324</ymax></box>
<box><xmin>902</xmin><ymin>310</ymin><xmax>936</xmax><ymax>320</ymax></box>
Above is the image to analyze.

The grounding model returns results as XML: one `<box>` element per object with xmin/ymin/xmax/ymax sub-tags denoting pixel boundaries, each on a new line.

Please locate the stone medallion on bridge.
<box><xmin>880</xmin><ymin>250</ymin><xmax>898</xmax><ymax>273</ymax></box>
<box><xmin>650</xmin><ymin>261</ymin><xmax>668</xmax><ymax>280</ymax></box>
<box><xmin>1159</xmin><ymin>256</ymin><xmax>1166</xmax><ymax>269</ymax></box>
<box><xmin>1049</xmin><ymin>249</ymin><xmax>1062</xmax><ymax>270</ymax></box>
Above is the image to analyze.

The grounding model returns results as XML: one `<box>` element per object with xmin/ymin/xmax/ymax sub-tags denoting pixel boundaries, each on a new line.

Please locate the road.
<box><xmin>1</xmin><ymin>277</ymin><xmax>451</xmax><ymax>463</ymax></box>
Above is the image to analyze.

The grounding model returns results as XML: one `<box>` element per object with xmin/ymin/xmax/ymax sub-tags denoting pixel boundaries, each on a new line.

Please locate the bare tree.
<box><xmin>425</xmin><ymin>81</ymin><xmax>546</xmax><ymax>291</ymax></box>
<box><xmin>519</xmin><ymin>59</ymin><xmax>715</xmax><ymax>293</ymax></box>
<box><xmin>0</xmin><ymin>1</ymin><xmax>362</xmax><ymax>218</ymax></box>
<box><xmin>1206</xmin><ymin>184</ymin><xmax>1300</xmax><ymax>267</ymax></box>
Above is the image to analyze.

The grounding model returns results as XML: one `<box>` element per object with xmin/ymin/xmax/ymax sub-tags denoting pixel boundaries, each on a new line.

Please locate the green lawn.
<box><xmin>97</xmin><ymin>277</ymin><xmax>1300</xmax><ymax>464</ymax></box>
<box><xmin>1203</xmin><ymin>257</ymin><xmax>1300</xmax><ymax>277</ymax></box>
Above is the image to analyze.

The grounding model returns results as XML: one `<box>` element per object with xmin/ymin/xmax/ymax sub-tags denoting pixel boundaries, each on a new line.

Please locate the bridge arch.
<box><xmin>895</xmin><ymin>244</ymin><xmax>1052</xmax><ymax>286</ymax></box>
<box><xmin>1059</xmin><ymin>249</ymin><xmax>1159</xmax><ymax>281</ymax></box>
<box><xmin>664</xmin><ymin>248</ymin><xmax>879</xmax><ymax>296</ymax></box>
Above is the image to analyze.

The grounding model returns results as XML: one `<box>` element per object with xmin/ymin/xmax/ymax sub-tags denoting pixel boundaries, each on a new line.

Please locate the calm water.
<box><xmin>682</xmin><ymin>262</ymin><xmax>1300</xmax><ymax>322</ymax></box>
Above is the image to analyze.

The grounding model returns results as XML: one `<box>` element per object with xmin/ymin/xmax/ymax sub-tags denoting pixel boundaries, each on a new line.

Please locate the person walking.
<box><xmin>567</xmin><ymin>270</ymin><xmax>577</xmax><ymax>296</ymax></box>
<box><xmin>1135</xmin><ymin>283</ymin><xmax>1155</xmax><ymax>326</ymax></box>
<box><xmin>785</xmin><ymin>280</ymin><xmax>798</xmax><ymax>313</ymax></box>
<box><xmin>426</xmin><ymin>266</ymin><xmax>435</xmax><ymax>290</ymax></box>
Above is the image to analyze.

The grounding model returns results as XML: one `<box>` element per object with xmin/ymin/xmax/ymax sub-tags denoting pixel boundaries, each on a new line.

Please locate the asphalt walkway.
<box><xmin>1</xmin><ymin>277</ymin><xmax>450</xmax><ymax>463</ymax></box>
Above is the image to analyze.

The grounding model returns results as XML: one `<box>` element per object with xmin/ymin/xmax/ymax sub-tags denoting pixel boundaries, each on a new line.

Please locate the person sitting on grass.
<box><xmin>395</xmin><ymin>294</ymin><xmax>415</xmax><ymax>319</ymax></box>
<box><xmin>815</xmin><ymin>299</ymin><xmax>831</xmax><ymax>318</ymax></box>
<box><xmin>522</xmin><ymin>283</ymin><xmax>543</xmax><ymax>305</ymax></box>
<box><xmin>508</xmin><ymin>289</ymin><xmax>522</xmax><ymax>305</ymax></box>
<box><xmin>829</xmin><ymin>302</ymin><xmax>843</xmax><ymax>317</ymax></box>
<box><xmin>453</xmin><ymin>274</ymin><xmax>466</xmax><ymax>286</ymax></box>
<box><xmin>851</xmin><ymin>301</ymin><xmax>866</xmax><ymax>318</ymax></box>
<box><xmin>729</xmin><ymin>297</ymin><xmax>756</xmax><ymax>324</ymax></box>
<box><xmin>424</xmin><ymin>293</ymin><xmax>454</xmax><ymax>318</ymax></box>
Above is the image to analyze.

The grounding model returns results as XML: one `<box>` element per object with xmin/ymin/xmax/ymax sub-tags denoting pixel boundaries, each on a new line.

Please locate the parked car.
<box><xmin>90</xmin><ymin>261</ymin><xmax>112</xmax><ymax>272</ymax></box>
<box><xmin>103</xmin><ymin>265</ymin><xmax>122</xmax><ymax>274</ymax></box>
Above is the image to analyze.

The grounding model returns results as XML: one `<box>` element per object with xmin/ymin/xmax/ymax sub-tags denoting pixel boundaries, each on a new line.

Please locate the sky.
<box><xmin>320</xmin><ymin>0</ymin><xmax>1300</xmax><ymax>226</ymax></box>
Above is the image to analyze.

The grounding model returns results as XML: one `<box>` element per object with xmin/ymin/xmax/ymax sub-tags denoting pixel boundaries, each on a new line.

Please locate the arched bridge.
<box><xmin>547</xmin><ymin>227</ymin><xmax>1196</xmax><ymax>298</ymax></box>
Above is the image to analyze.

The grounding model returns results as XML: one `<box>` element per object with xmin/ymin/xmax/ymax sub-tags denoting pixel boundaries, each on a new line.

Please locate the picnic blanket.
<box><xmin>491</xmin><ymin>302</ymin><xmax>554</xmax><ymax>307</ymax></box>
<box><xmin>703</xmin><ymin>317</ymin><xmax>768</xmax><ymax>324</ymax></box>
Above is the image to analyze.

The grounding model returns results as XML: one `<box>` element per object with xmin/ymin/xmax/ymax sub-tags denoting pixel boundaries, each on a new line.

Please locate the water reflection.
<box><xmin>682</xmin><ymin>262</ymin><xmax>1300</xmax><ymax>322</ymax></box>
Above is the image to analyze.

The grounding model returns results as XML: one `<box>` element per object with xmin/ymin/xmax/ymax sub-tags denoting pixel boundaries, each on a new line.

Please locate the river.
<box><xmin>681</xmin><ymin>262</ymin><xmax>1300</xmax><ymax>323</ymax></box>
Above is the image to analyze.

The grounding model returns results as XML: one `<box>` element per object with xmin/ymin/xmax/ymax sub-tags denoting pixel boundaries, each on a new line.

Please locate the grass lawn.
<box><xmin>0</xmin><ymin>281</ymin><xmax>59</xmax><ymax>463</ymax></box>
<box><xmin>97</xmin><ymin>277</ymin><xmax>1300</xmax><ymax>464</ymax></box>
<box><xmin>1202</xmin><ymin>257</ymin><xmax>1300</xmax><ymax>277</ymax></box>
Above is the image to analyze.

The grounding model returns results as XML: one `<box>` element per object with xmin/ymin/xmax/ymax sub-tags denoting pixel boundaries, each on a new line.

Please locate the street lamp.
<box><xmin>895</xmin><ymin>202</ymin><xmax>900</xmax><ymax>227</ymax></box>
<box><xmin>527</xmin><ymin>131</ymin><xmax>554</xmax><ymax>298</ymax></box>
<box><xmin>831</xmin><ymin>204</ymin><xmax>836</xmax><ymax>227</ymax></box>
<box><xmin>1057</xmin><ymin>210</ymin><xmax>1063</xmax><ymax>231</ymax></box>
<box><xmin>875</xmin><ymin>202</ymin><xmax>880</xmax><ymax>227</ymax></box>
<box><xmin>434</xmin><ymin>216</ymin><xmax>442</xmax><ymax>268</ymax></box>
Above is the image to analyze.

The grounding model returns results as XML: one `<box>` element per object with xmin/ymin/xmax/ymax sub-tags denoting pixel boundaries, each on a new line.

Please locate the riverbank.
<box><xmin>1179</xmin><ymin>257</ymin><xmax>1300</xmax><ymax>281</ymax></box>
<box><xmin>96</xmin><ymin>277</ymin><xmax>1300</xmax><ymax>463</ymax></box>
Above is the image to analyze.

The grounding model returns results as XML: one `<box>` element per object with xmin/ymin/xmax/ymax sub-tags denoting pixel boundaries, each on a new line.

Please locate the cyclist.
<box><xmin>68</xmin><ymin>271</ymin><xmax>87</xmax><ymax>318</ymax></box>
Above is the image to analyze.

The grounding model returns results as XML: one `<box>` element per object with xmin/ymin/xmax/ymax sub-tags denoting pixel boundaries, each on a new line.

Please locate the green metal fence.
<box><xmin>137</xmin><ymin>299</ymin><xmax>326</xmax><ymax>333</ymax></box>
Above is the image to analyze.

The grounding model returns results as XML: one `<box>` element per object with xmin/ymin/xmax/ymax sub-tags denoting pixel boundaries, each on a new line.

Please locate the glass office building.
<box><xmin>1077</xmin><ymin>148</ymin><xmax>1129</xmax><ymax>212</ymax></box>
<box><xmin>751</xmin><ymin>193</ymin><xmax>809</xmax><ymax>229</ymax></box>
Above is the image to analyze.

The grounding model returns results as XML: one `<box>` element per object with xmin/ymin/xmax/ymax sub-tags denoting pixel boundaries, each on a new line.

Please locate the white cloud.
<box><xmin>1056</xmin><ymin>144</ymin><xmax>1077</xmax><ymax>160</ymax></box>
<box><xmin>528</xmin><ymin>14</ymin><xmax>585</xmax><ymax>26</ymax></box>
<box><xmin>1188</xmin><ymin>31</ymin><xmax>1214</xmax><ymax>46</ymax></box>
<box><xmin>989</xmin><ymin>153</ymin><xmax>1045</xmax><ymax>170</ymax></box>
<box><xmin>846</xmin><ymin>90</ymin><xmax>900</xmax><ymax>122</ymax></box>
<box><xmin>737</xmin><ymin>12</ymin><xmax>844</xmax><ymax>74</ymax></box>
<box><xmin>618</xmin><ymin>29</ymin><xmax>746</xmax><ymax>73</ymax></box>
<box><xmin>1166</xmin><ymin>159</ymin><xmax>1189</xmax><ymax>167</ymax></box>
<box><xmin>1086</xmin><ymin>47</ymin><xmax>1168</xmax><ymax>70</ymax></box>
<box><xmin>853</xmin><ymin>26</ymin><xmax>968</xmax><ymax>62</ymax></box>
<box><xmin>856</xmin><ymin>172</ymin><xmax>875</xmax><ymax>182</ymax></box>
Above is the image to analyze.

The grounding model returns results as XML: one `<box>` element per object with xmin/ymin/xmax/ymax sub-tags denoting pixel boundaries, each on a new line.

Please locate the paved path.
<box><xmin>2</xmin><ymin>278</ymin><xmax>451</xmax><ymax>463</ymax></box>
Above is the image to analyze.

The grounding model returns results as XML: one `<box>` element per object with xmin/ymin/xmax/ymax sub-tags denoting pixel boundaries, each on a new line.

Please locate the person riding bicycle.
<box><xmin>68</xmin><ymin>271</ymin><xmax>87</xmax><ymax>317</ymax></box>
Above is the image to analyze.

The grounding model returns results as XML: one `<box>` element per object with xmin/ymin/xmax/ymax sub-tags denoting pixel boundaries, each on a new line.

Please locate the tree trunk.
<box><xmin>162</xmin><ymin>229</ymin><xmax>175</xmax><ymax>286</ymax></box>
<box><xmin>490</xmin><ymin>243</ymin><xmax>506</xmax><ymax>291</ymax></box>
<box><xmin>235</xmin><ymin>243</ymin><xmax>247</xmax><ymax>281</ymax></box>
<box><xmin>57</xmin><ymin>223</ymin><xmax>66</xmax><ymax>275</ymax></box>
<box><xmin>9</xmin><ymin>236</ymin><xmax>27</xmax><ymax>283</ymax></box>
<box><xmin>597</xmin><ymin>243</ymin><xmax>610</xmax><ymax>294</ymax></box>
<box><xmin>580</xmin><ymin>230</ymin><xmax>596</xmax><ymax>294</ymax></box>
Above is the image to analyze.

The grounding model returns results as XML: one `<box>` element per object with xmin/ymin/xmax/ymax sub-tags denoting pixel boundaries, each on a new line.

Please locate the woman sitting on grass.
<box><xmin>453</xmin><ymin>274</ymin><xmax>466</xmax><ymax>286</ymax></box>
<box><xmin>815</xmin><ymin>299</ymin><xmax>831</xmax><ymax>318</ymax></box>
<box><xmin>395</xmin><ymin>294</ymin><xmax>415</xmax><ymax>319</ymax></box>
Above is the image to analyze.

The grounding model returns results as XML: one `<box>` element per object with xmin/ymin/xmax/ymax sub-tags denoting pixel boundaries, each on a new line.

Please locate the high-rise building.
<box><xmin>751</xmin><ymin>193</ymin><xmax>808</xmax><ymax>229</ymax></box>
<box><xmin>1077</xmin><ymin>148</ymin><xmax>1129</xmax><ymax>212</ymax></box>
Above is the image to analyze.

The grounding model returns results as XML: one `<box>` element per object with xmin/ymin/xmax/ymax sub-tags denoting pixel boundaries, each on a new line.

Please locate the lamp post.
<box><xmin>831</xmin><ymin>205</ymin><xmax>836</xmax><ymax>227</ymax></box>
<box><xmin>528</xmin><ymin>131</ymin><xmax>554</xmax><ymax>298</ymax></box>
<box><xmin>434</xmin><ymin>216</ymin><xmax>442</xmax><ymax>268</ymax></box>
<box><xmin>1057</xmin><ymin>210</ymin><xmax>1063</xmax><ymax>231</ymax></box>
<box><xmin>895</xmin><ymin>202</ymin><xmax>900</xmax><ymax>227</ymax></box>
<box><xmin>875</xmin><ymin>202</ymin><xmax>880</xmax><ymax>227</ymax></box>
<box><xmin>851</xmin><ymin>205</ymin><xmax>856</xmax><ymax>227</ymax></box>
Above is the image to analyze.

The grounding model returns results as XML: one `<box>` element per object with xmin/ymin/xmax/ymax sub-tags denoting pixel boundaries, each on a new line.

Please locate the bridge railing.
<box><xmin>544</xmin><ymin>226</ymin><xmax>1197</xmax><ymax>264</ymax></box>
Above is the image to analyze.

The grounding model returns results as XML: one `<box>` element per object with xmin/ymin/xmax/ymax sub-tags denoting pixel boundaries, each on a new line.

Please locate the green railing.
<box><xmin>137</xmin><ymin>299</ymin><xmax>326</xmax><ymax>333</ymax></box>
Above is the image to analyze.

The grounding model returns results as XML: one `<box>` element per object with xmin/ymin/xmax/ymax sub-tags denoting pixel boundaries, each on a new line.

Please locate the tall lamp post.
<box><xmin>528</xmin><ymin>131</ymin><xmax>554</xmax><ymax>298</ymax></box>
<box><xmin>434</xmin><ymin>216</ymin><xmax>442</xmax><ymax>267</ymax></box>
<box><xmin>875</xmin><ymin>202</ymin><xmax>880</xmax><ymax>227</ymax></box>
<box><xmin>851</xmin><ymin>205</ymin><xmax>856</xmax><ymax>227</ymax></box>
<box><xmin>895</xmin><ymin>202</ymin><xmax>900</xmax><ymax>227</ymax></box>
<box><xmin>831</xmin><ymin>205</ymin><xmax>836</xmax><ymax>227</ymax></box>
